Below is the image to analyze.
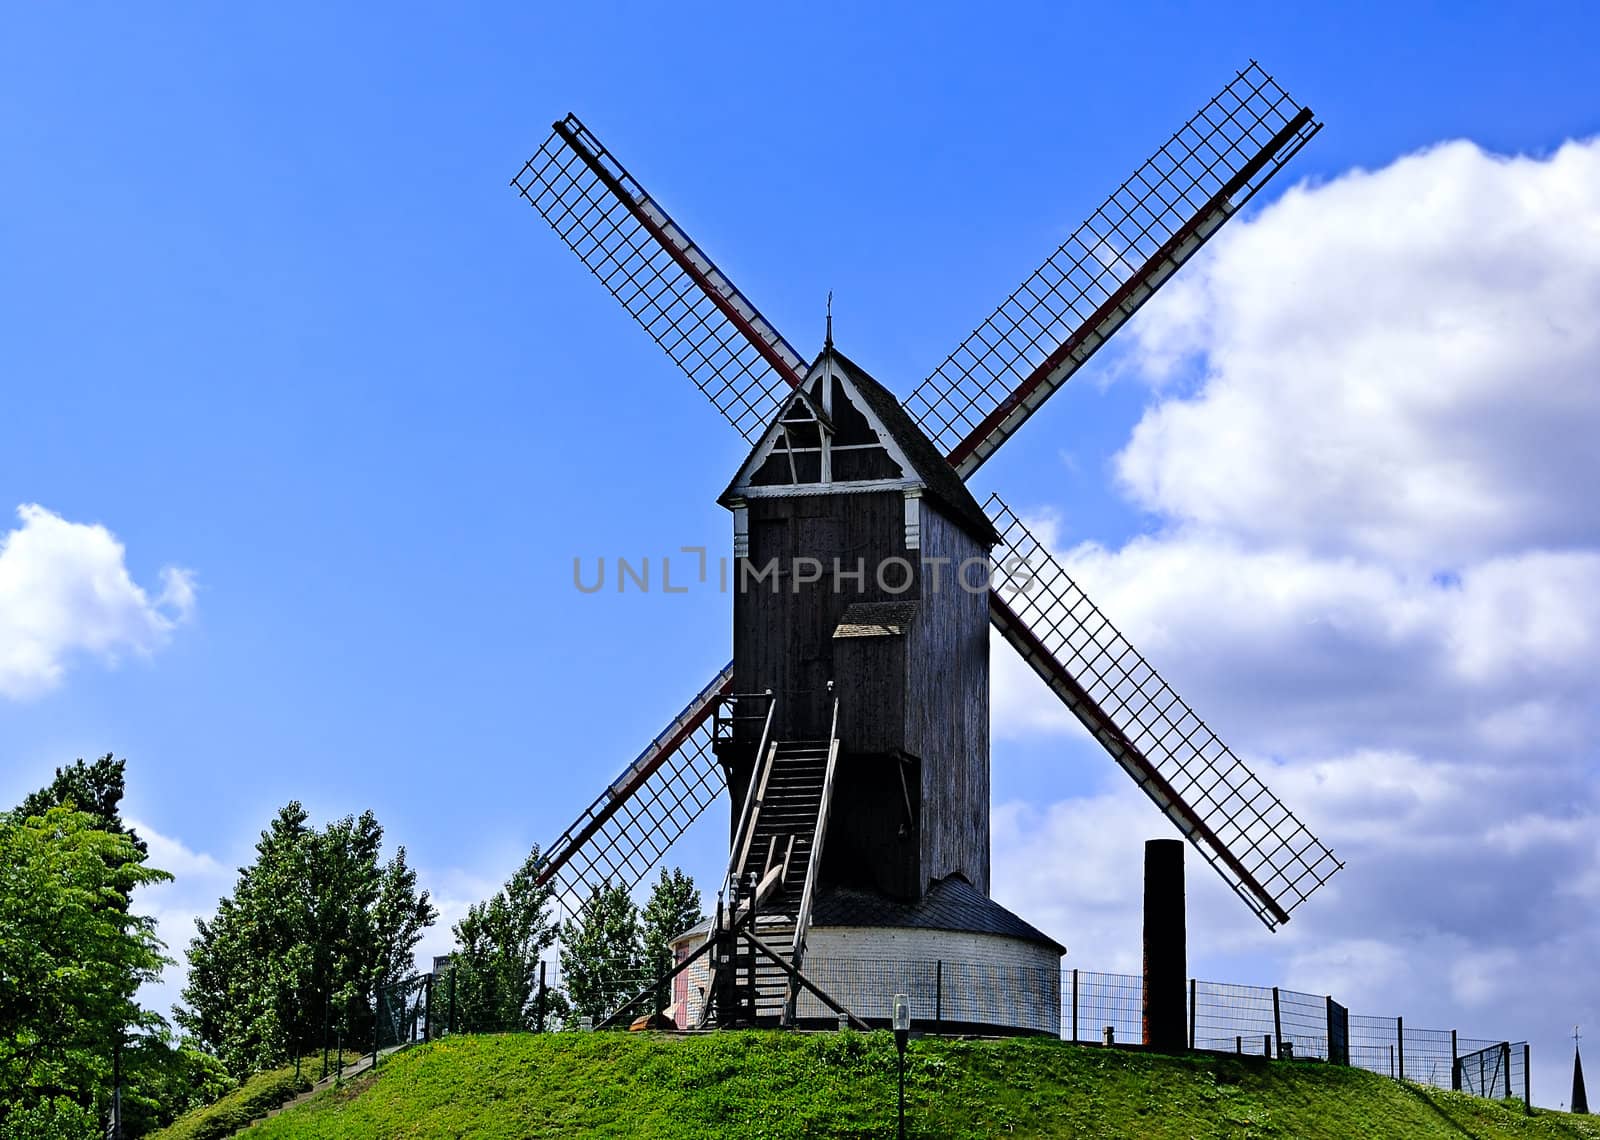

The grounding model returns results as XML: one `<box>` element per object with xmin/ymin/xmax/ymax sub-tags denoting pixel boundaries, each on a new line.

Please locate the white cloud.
<box><xmin>0</xmin><ymin>504</ymin><xmax>195</xmax><ymax>698</ymax></box>
<box><xmin>1117</xmin><ymin>138</ymin><xmax>1600</xmax><ymax>568</ymax></box>
<box><xmin>991</xmin><ymin>135</ymin><xmax>1600</xmax><ymax>1106</ymax></box>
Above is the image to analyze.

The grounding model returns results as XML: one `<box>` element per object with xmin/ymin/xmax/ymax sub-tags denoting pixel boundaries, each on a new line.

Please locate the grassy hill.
<box><xmin>222</xmin><ymin>1031</ymin><xmax>1597</xmax><ymax>1139</ymax></box>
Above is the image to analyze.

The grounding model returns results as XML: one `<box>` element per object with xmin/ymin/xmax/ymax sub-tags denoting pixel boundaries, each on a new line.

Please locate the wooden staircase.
<box><xmin>724</xmin><ymin>739</ymin><xmax>830</xmax><ymax>1022</ymax></box>
<box><xmin>700</xmin><ymin>695</ymin><xmax>843</xmax><ymax>1028</ymax></box>
<box><xmin>597</xmin><ymin>693</ymin><xmax>865</xmax><ymax>1035</ymax></box>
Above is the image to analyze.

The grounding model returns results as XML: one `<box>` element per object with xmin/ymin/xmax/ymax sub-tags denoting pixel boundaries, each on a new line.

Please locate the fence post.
<box><xmin>1188</xmin><ymin>979</ymin><xmax>1196</xmax><ymax>1050</ymax></box>
<box><xmin>372</xmin><ymin>984</ymin><xmax>380</xmax><ymax>1069</ymax></box>
<box><xmin>1272</xmin><ymin>987</ymin><xmax>1283</xmax><ymax>1059</ymax></box>
<box><xmin>934</xmin><ymin>960</ymin><xmax>943</xmax><ymax>1032</ymax></box>
<box><xmin>537</xmin><ymin>960</ymin><xmax>548</xmax><ymax>1033</ymax></box>
<box><xmin>1522</xmin><ymin>1043</ymin><xmax>1530</xmax><ymax>1111</ymax></box>
<box><xmin>1071</xmin><ymin>969</ymin><xmax>1079</xmax><ymax>1043</ymax></box>
<box><xmin>1326</xmin><ymin>997</ymin><xmax>1348</xmax><ymax>1066</ymax></box>
<box><xmin>1264</xmin><ymin>1034</ymin><xmax>1272</xmax><ymax>1058</ymax></box>
<box><xmin>448</xmin><ymin>965</ymin><xmax>458</xmax><ymax>1035</ymax></box>
<box><xmin>1235</xmin><ymin>1035</ymin><xmax>1242</xmax><ymax>1055</ymax></box>
<box><xmin>321</xmin><ymin>992</ymin><xmax>331</xmax><ymax>1080</ymax></box>
<box><xmin>1450</xmin><ymin>1030</ymin><xmax>1459</xmax><ymax>1090</ymax></box>
<box><xmin>1502</xmin><ymin>1043</ymin><xmax>1512</xmax><ymax>1100</ymax></box>
<box><xmin>423</xmin><ymin>974</ymin><xmax>433</xmax><ymax>1043</ymax></box>
<box><xmin>1397</xmin><ymin>1016</ymin><xmax>1405</xmax><ymax>1081</ymax></box>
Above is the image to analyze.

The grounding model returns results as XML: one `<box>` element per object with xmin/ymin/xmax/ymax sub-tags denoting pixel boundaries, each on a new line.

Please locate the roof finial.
<box><xmin>825</xmin><ymin>291</ymin><xmax>833</xmax><ymax>350</ymax></box>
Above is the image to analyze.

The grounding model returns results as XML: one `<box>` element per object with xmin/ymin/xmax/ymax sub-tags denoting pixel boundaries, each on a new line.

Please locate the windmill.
<box><xmin>512</xmin><ymin>62</ymin><xmax>1342</xmax><ymax>1031</ymax></box>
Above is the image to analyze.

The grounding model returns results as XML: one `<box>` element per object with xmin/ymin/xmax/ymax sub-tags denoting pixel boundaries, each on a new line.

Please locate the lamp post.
<box><xmin>893</xmin><ymin>993</ymin><xmax>910</xmax><ymax>1140</ymax></box>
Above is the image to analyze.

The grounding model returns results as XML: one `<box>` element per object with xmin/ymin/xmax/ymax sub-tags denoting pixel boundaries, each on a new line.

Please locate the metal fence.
<box><xmin>1190</xmin><ymin>978</ymin><xmax>1278</xmax><ymax>1055</ymax></box>
<box><xmin>1068</xmin><ymin>970</ymin><xmax>1142</xmax><ymax>1044</ymax></box>
<box><xmin>1060</xmin><ymin>969</ymin><xmax>1528</xmax><ymax>1102</ymax></box>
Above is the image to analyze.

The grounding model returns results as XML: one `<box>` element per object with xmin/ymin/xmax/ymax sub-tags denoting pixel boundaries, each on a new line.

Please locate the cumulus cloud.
<box><xmin>0</xmin><ymin>504</ymin><xmax>195</xmax><ymax>699</ymax></box>
<box><xmin>1118</xmin><ymin>138</ymin><xmax>1600</xmax><ymax>567</ymax></box>
<box><xmin>990</xmin><ymin>136</ymin><xmax>1600</xmax><ymax>1105</ymax></box>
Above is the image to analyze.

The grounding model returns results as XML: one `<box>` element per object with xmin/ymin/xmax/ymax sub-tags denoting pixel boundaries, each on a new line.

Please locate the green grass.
<box><xmin>150</xmin><ymin>1050</ymin><xmax>362</xmax><ymax>1140</ymax></box>
<box><xmin>234</xmin><ymin>1032</ymin><xmax>1600</xmax><ymax>1140</ymax></box>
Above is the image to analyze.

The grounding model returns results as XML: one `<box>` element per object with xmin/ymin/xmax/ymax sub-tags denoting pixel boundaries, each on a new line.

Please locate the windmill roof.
<box><xmin>825</xmin><ymin>348</ymin><xmax>1000</xmax><ymax>546</ymax></box>
<box><xmin>812</xmin><ymin>874</ymin><xmax>1064</xmax><ymax>953</ymax></box>
<box><xmin>719</xmin><ymin>346</ymin><xmax>999</xmax><ymax>547</ymax></box>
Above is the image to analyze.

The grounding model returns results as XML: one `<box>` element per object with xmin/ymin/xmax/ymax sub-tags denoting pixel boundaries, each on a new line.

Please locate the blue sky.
<box><xmin>5</xmin><ymin>1</ymin><xmax>1599</xmax><ymax>1108</ymax></box>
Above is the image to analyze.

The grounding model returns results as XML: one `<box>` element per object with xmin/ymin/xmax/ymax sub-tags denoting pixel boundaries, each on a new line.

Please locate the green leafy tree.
<box><xmin>439</xmin><ymin>848</ymin><xmax>561</xmax><ymax>1032</ymax></box>
<box><xmin>118</xmin><ymin>1030</ymin><xmax>234</xmax><ymax>1137</ymax></box>
<box><xmin>640</xmin><ymin>868</ymin><xmax>703</xmax><ymax>1012</ymax></box>
<box><xmin>14</xmin><ymin>754</ymin><xmax>147</xmax><ymax>858</ymax></box>
<box><xmin>559</xmin><ymin>881</ymin><xmax>644</xmax><ymax>1023</ymax></box>
<box><xmin>175</xmin><ymin>802</ymin><xmax>435</xmax><ymax>1076</ymax></box>
<box><xmin>0</xmin><ymin>806</ymin><xmax>171</xmax><ymax>1133</ymax></box>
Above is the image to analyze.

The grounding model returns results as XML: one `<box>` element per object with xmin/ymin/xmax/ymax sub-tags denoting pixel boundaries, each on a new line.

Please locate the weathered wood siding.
<box><xmin>730</xmin><ymin>488</ymin><xmax>989</xmax><ymax>900</ymax></box>
<box><xmin>905</xmin><ymin>501</ymin><xmax>991</xmax><ymax>894</ymax></box>
<box><xmin>733</xmin><ymin>492</ymin><xmax>912</xmax><ymax>740</ymax></box>
<box><xmin>834</xmin><ymin>634</ymin><xmax>906</xmax><ymax>754</ymax></box>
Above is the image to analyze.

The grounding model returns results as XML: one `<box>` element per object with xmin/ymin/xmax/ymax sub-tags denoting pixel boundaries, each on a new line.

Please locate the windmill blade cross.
<box><xmin>984</xmin><ymin>495</ymin><xmax>1341</xmax><ymax>928</ymax></box>
<box><xmin>906</xmin><ymin>62</ymin><xmax>1320</xmax><ymax>476</ymax></box>
<box><xmin>512</xmin><ymin>115</ymin><xmax>805</xmax><ymax>442</ymax></box>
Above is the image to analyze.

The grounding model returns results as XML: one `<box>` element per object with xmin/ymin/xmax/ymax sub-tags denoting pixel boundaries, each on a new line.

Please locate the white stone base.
<box><xmin>797</xmin><ymin>925</ymin><xmax>1061</xmax><ymax>1034</ymax></box>
<box><xmin>671</xmin><ymin>923</ymin><xmax>1061</xmax><ymax>1035</ymax></box>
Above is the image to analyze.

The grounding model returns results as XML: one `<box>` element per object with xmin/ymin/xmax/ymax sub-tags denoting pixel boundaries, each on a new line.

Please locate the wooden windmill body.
<box><xmin>513</xmin><ymin>63</ymin><xmax>1345</xmax><ymax>1032</ymax></box>
<box><xmin>695</xmin><ymin>345</ymin><xmax>1063</xmax><ymax>1029</ymax></box>
<box><xmin>724</xmin><ymin>345</ymin><xmax>996</xmax><ymax>899</ymax></box>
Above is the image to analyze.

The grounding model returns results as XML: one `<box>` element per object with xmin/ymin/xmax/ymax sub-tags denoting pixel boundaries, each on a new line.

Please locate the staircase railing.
<box><xmin>718</xmin><ymin>690</ymin><xmax>776</xmax><ymax>917</ymax></box>
<box><xmin>784</xmin><ymin>693</ymin><xmax>841</xmax><ymax>1024</ymax></box>
<box><xmin>696</xmin><ymin>691</ymin><xmax>776</xmax><ymax>1026</ymax></box>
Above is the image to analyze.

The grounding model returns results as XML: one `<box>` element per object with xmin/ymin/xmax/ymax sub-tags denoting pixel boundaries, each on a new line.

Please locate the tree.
<box><xmin>640</xmin><ymin>868</ymin><xmax>703</xmax><ymax>1012</ymax></box>
<box><xmin>0</xmin><ymin>806</ymin><xmax>171</xmax><ymax>1133</ymax></box>
<box><xmin>559</xmin><ymin>881</ymin><xmax>644</xmax><ymax>1023</ymax></box>
<box><xmin>175</xmin><ymin>803</ymin><xmax>435</xmax><ymax>1077</ymax></box>
<box><xmin>439</xmin><ymin>847</ymin><xmax>560</xmax><ymax>1032</ymax></box>
<box><xmin>14</xmin><ymin>754</ymin><xmax>146</xmax><ymax>858</ymax></box>
<box><xmin>117</xmin><ymin>1030</ymin><xmax>233</xmax><ymax>1138</ymax></box>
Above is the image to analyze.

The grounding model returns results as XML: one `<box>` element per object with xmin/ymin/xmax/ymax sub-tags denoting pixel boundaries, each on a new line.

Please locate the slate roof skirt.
<box><xmin>811</xmin><ymin>875</ymin><xmax>1065</xmax><ymax>953</ymax></box>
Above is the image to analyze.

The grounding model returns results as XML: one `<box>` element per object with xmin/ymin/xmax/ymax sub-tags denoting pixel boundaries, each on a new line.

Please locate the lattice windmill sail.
<box><xmin>511</xmin><ymin>62</ymin><xmax>1341</xmax><ymax>1028</ymax></box>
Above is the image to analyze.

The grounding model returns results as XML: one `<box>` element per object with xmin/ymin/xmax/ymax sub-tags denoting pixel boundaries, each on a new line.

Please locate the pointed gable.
<box><xmin>721</xmin><ymin>347</ymin><xmax>998</xmax><ymax>546</ymax></box>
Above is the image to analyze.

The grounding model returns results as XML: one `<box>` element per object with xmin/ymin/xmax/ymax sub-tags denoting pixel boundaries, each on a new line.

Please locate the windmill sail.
<box><xmin>906</xmin><ymin>62</ymin><xmax>1320</xmax><ymax>477</ymax></box>
<box><xmin>516</xmin><ymin>66</ymin><xmax>1340</xmax><ymax>934</ymax></box>
<box><xmin>533</xmin><ymin>665</ymin><xmax>731</xmax><ymax>902</ymax></box>
<box><xmin>512</xmin><ymin>115</ymin><xmax>805</xmax><ymax>441</ymax></box>
<box><xmin>984</xmin><ymin>496</ymin><xmax>1341</xmax><ymax>928</ymax></box>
